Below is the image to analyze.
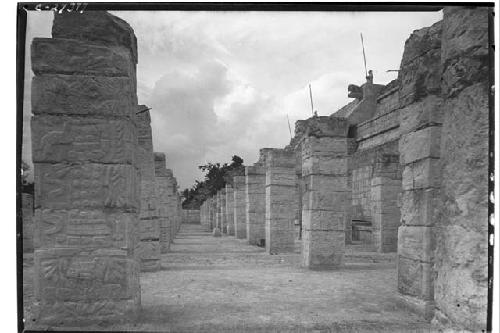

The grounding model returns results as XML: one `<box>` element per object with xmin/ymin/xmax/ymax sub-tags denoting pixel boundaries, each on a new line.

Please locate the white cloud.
<box><xmin>22</xmin><ymin>9</ymin><xmax>443</xmax><ymax>188</ymax></box>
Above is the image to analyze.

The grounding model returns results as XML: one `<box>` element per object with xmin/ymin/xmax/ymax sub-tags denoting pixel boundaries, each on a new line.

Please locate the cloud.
<box><xmin>22</xmin><ymin>10</ymin><xmax>443</xmax><ymax>188</ymax></box>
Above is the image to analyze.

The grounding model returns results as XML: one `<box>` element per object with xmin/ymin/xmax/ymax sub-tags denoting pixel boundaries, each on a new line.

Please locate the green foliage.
<box><xmin>181</xmin><ymin>155</ymin><xmax>244</xmax><ymax>209</ymax></box>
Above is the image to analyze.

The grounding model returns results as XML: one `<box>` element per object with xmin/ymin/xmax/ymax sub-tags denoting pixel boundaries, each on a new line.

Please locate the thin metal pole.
<box><xmin>360</xmin><ymin>33</ymin><xmax>367</xmax><ymax>77</ymax></box>
<box><xmin>308</xmin><ymin>84</ymin><xmax>314</xmax><ymax>116</ymax></box>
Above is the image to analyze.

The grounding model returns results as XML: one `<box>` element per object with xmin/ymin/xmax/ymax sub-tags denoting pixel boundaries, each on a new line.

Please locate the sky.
<box><xmin>22</xmin><ymin>9</ymin><xmax>442</xmax><ymax>189</ymax></box>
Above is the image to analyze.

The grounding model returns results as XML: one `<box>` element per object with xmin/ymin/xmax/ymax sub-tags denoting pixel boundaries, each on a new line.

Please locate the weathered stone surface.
<box><xmin>398</xmin><ymin>226</ymin><xmax>434</xmax><ymax>262</ymax></box>
<box><xmin>441</xmin><ymin>7</ymin><xmax>489</xmax><ymax>98</ymax></box>
<box><xmin>34</xmin><ymin>209</ymin><xmax>137</xmax><ymax>251</ymax></box>
<box><xmin>399</xmin><ymin>95</ymin><xmax>443</xmax><ymax>135</ymax></box>
<box><xmin>265</xmin><ymin>149</ymin><xmax>297</xmax><ymax>254</ymax></box>
<box><xmin>302</xmin><ymin>231</ymin><xmax>344</xmax><ymax>269</ymax></box>
<box><xmin>52</xmin><ymin>11</ymin><xmax>138</xmax><ymax>64</ymax></box>
<box><xmin>31</xmin><ymin>115</ymin><xmax>137</xmax><ymax>164</ymax></box>
<box><xmin>398</xmin><ymin>21</ymin><xmax>442</xmax><ymax>107</ymax></box>
<box><xmin>245</xmin><ymin>165</ymin><xmax>266</xmax><ymax>246</ymax></box>
<box><xmin>397</xmin><ymin>255</ymin><xmax>433</xmax><ymax>300</ymax></box>
<box><xmin>225</xmin><ymin>186</ymin><xmax>235</xmax><ymax>235</ymax></box>
<box><xmin>233</xmin><ymin>176</ymin><xmax>247</xmax><ymax>239</ymax></box>
<box><xmin>183</xmin><ymin>210</ymin><xmax>200</xmax><ymax>224</ymax></box>
<box><xmin>399</xmin><ymin>126</ymin><xmax>441</xmax><ymax>165</ymax></box>
<box><xmin>32</xmin><ymin>75</ymin><xmax>135</xmax><ymax>118</ymax></box>
<box><xmin>401</xmin><ymin>158</ymin><xmax>441</xmax><ymax>190</ymax></box>
<box><xmin>32</xmin><ymin>38</ymin><xmax>133</xmax><ymax>77</ymax></box>
<box><xmin>432</xmin><ymin>8</ymin><xmax>490</xmax><ymax>330</ymax></box>
<box><xmin>34</xmin><ymin>163</ymin><xmax>140</xmax><ymax>210</ymax></box>
<box><xmin>400</xmin><ymin>188</ymin><xmax>439</xmax><ymax>226</ymax></box>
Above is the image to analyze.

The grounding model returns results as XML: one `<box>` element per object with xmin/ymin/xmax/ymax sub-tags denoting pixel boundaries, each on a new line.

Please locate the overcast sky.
<box><xmin>22</xmin><ymin>9</ymin><xmax>442</xmax><ymax>189</ymax></box>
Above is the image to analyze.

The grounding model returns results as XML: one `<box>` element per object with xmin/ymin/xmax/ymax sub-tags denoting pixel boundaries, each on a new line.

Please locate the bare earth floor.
<box><xmin>23</xmin><ymin>223</ymin><xmax>431</xmax><ymax>332</ymax></box>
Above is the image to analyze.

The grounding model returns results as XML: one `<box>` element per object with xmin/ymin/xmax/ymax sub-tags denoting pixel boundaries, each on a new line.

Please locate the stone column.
<box><xmin>225</xmin><ymin>185</ymin><xmax>235</xmax><ymax>235</ymax></box>
<box><xmin>167</xmin><ymin>172</ymin><xmax>178</xmax><ymax>242</ymax></box>
<box><xmin>136</xmin><ymin>108</ymin><xmax>161</xmax><ymax>272</ymax></box>
<box><xmin>220</xmin><ymin>188</ymin><xmax>227</xmax><ymax>233</ymax></box>
<box><xmin>370</xmin><ymin>154</ymin><xmax>401</xmax><ymax>253</ymax></box>
<box><xmin>30</xmin><ymin>11</ymin><xmax>140</xmax><ymax>324</ymax></box>
<box><xmin>215</xmin><ymin>191</ymin><xmax>222</xmax><ymax>230</ymax></box>
<box><xmin>245</xmin><ymin>164</ymin><xmax>266</xmax><ymax>246</ymax></box>
<box><xmin>154</xmin><ymin>153</ymin><xmax>171</xmax><ymax>253</ymax></box>
<box><xmin>233</xmin><ymin>175</ymin><xmax>247</xmax><ymax>239</ymax></box>
<box><xmin>209</xmin><ymin>197</ymin><xmax>216</xmax><ymax>230</ymax></box>
<box><xmin>301</xmin><ymin>117</ymin><xmax>350</xmax><ymax>269</ymax></box>
<box><xmin>265</xmin><ymin>149</ymin><xmax>297</xmax><ymax>254</ymax></box>
<box><xmin>396</xmin><ymin>18</ymin><xmax>443</xmax><ymax>320</ymax></box>
<box><xmin>432</xmin><ymin>7</ymin><xmax>489</xmax><ymax>330</ymax></box>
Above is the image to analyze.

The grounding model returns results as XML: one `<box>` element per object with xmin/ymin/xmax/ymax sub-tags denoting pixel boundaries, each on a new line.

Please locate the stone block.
<box><xmin>401</xmin><ymin>158</ymin><xmax>441</xmax><ymax>190</ymax></box>
<box><xmin>441</xmin><ymin>7</ymin><xmax>489</xmax><ymax>98</ymax></box>
<box><xmin>52</xmin><ymin>11</ymin><xmax>138</xmax><ymax>63</ymax></box>
<box><xmin>306</xmin><ymin>190</ymin><xmax>348</xmax><ymax>211</ymax></box>
<box><xmin>399</xmin><ymin>95</ymin><xmax>443</xmax><ymax>135</ymax></box>
<box><xmin>31</xmin><ymin>74</ymin><xmax>135</xmax><ymax>118</ymax></box>
<box><xmin>399</xmin><ymin>126</ymin><xmax>441</xmax><ymax>165</ymax></box>
<box><xmin>302</xmin><ymin>156</ymin><xmax>349</xmax><ymax>176</ymax></box>
<box><xmin>302</xmin><ymin>230</ymin><xmax>344</xmax><ymax>269</ymax></box>
<box><xmin>32</xmin><ymin>115</ymin><xmax>136</xmax><ymax>164</ymax></box>
<box><xmin>32</xmin><ymin>38</ymin><xmax>133</xmax><ymax>77</ymax></box>
<box><xmin>265</xmin><ymin>170</ymin><xmax>297</xmax><ymax>186</ymax></box>
<box><xmin>307</xmin><ymin>174</ymin><xmax>349</xmax><ymax>192</ymax></box>
<box><xmin>302</xmin><ymin>209</ymin><xmax>344</xmax><ymax>231</ymax></box>
<box><xmin>398</xmin><ymin>225</ymin><xmax>434</xmax><ymax>263</ymax></box>
<box><xmin>400</xmin><ymin>188</ymin><xmax>439</xmax><ymax>226</ymax></box>
<box><xmin>34</xmin><ymin>209</ymin><xmax>137</xmax><ymax>251</ymax></box>
<box><xmin>397</xmin><ymin>255</ymin><xmax>433</xmax><ymax>300</ymax></box>
<box><xmin>34</xmin><ymin>163</ymin><xmax>140</xmax><ymax>210</ymax></box>
<box><xmin>34</xmin><ymin>247</ymin><xmax>140</xmax><ymax>304</ymax></box>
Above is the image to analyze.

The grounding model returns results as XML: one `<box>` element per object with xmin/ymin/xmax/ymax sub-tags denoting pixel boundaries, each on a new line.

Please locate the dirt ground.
<box><xmin>23</xmin><ymin>223</ymin><xmax>431</xmax><ymax>332</ymax></box>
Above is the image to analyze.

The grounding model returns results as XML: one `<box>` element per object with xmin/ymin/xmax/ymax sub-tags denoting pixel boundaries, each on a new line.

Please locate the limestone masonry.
<box><xmin>26</xmin><ymin>6</ymin><xmax>490</xmax><ymax>331</ymax></box>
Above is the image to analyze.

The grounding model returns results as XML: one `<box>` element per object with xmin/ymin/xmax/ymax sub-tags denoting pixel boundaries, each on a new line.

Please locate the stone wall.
<box><xmin>30</xmin><ymin>11</ymin><xmax>140</xmax><ymax>324</ymax></box>
<box><xmin>22</xmin><ymin>193</ymin><xmax>34</xmax><ymax>252</ymax></box>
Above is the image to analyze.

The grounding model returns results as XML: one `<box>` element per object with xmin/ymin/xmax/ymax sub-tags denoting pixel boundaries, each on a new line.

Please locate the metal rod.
<box><xmin>286</xmin><ymin>114</ymin><xmax>292</xmax><ymax>139</ymax></box>
<box><xmin>308</xmin><ymin>84</ymin><xmax>314</xmax><ymax>116</ymax></box>
<box><xmin>136</xmin><ymin>107</ymin><xmax>152</xmax><ymax>115</ymax></box>
<box><xmin>360</xmin><ymin>33</ymin><xmax>368</xmax><ymax>77</ymax></box>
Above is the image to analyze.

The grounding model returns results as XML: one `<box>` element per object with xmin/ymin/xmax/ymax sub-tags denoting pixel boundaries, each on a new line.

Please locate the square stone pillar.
<box><xmin>245</xmin><ymin>165</ymin><xmax>266</xmax><ymax>246</ymax></box>
<box><xmin>225</xmin><ymin>185</ymin><xmax>235</xmax><ymax>235</ymax></box>
<box><xmin>265</xmin><ymin>149</ymin><xmax>297</xmax><ymax>254</ymax></box>
<box><xmin>215</xmin><ymin>190</ymin><xmax>222</xmax><ymax>230</ymax></box>
<box><xmin>300</xmin><ymin>117</ymin><xmax>350</xmax><ymax>269</ymax></box>
<box><xmin>233</xmin><ymin>176</ymin><xmax>247</xmax><ymax>239</ymax></box>
<box><xmin>154</xmin><ymin>153</ymin><xmax>172</xmax><ymax>253</ymax></box>
<box><xmin>370</xmin><ymin>153</ymin><xmax>401</xmax><ymax>253</ymax></box>
<box><xmin>136</xmin><ymin>109</ymin><xmax>161</xmax><ymax>272</ymax></box>
<box><xmin>220</xmin><ymin>188</ymin><xmax>227</xmax><ymax>233</ymax></box>
<box><xmin>30</xmin><ymin>11</ymin><xmax>140</xmax><ymax>324</ymax></box>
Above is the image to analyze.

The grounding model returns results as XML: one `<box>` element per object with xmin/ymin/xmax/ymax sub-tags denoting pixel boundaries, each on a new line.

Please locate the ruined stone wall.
<box><xmin>432</xmin><ymin>7</ymin><xmax>489</xmax><ymax>330</ymax></box>
<box><xmin>136</xmin><ymin>109</ymin><xmax>161</xmax><ymax>271</ymax></box>
<box><xmin>30</xmin><ymin>11</ymin><xmax>140</xmax><ymax>324</ymax></box>
<box><xmin>22</xmin><ymin>193</ymin><xmax>34</xmax><ymax>252</ymax></box>
<box><xmin>183</xmin><ymin>209</ymin><xmax>201</xmax><ymax>224</ymax></box>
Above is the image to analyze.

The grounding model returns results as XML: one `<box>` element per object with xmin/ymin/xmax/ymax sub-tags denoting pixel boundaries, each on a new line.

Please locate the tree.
<box><xmin>181</xmin><ymin>155</ymin><xmax>245</xmax><ymax>209</ymax></box>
